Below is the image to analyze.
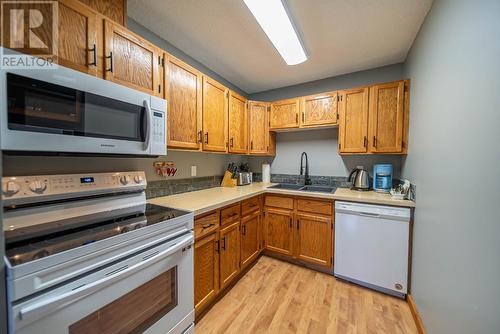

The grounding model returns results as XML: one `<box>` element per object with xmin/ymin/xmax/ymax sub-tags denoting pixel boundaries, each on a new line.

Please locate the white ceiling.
<box><xmin>128</xmin><ymin>0</ymin><xmax>432</xmax><ymax>94</ymax></box>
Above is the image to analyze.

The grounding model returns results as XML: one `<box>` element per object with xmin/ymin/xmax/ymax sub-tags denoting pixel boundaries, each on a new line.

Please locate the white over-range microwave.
<box><xmin>0</xmin><ymin>55</ymin><xmax>166</xmax><ymax>156</ymax></box>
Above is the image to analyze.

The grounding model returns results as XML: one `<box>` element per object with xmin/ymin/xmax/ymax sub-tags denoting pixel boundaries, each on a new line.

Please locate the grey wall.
<box><xmin>128</xmin><ymin>19</ymin><xmax>247</xmax><ymax>97</ymax></box>
<box><xmin>2</xmin><ymin>151</ymin><xmax>245</xmax><ymax>181</ymax></box>
<box><xmin>249</xmin><ymin>63</ymin><xmax>404</xmax><ymax>101</ymax></box>
<box><xmin>248</xmin><ymin>129</ymin><xmax>402</xmax><ymax>178</ymax></box>
<box><xmin>401</xmin><ymin>1</ymin><xmax>500</xmax><ymax>333</ymax></box>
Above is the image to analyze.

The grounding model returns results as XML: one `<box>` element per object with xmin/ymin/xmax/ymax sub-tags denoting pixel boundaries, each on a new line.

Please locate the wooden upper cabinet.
<box><xmin>248</xmin><ymin>101</ymin><xmax>270</xmax><ymax>155</ymax></box>
<box><xmin>241</xmin><ymin>211</ymin><xmax>260</xmax><ymax>268</ymax></box>
<box><xmin>202</xmin><ymin>76</ymin><xmax>228</xmax><ymax>152</ymax></box>
<box><xmin>270</xmin><ymin>98</ymin><xmax>300</xmax><ymax>129</ymax></box>
<box><xmin>368</xmin><ymin>81</ymin><xmax>405</xmax><ymax>153</ymax></box>
<box><xmin>295</xmin><ymin>213</ymin><xmax>332</xmax><ymax>268</ymax></box>
<box><xmin>339</xmin><ymin>87</ymin><xmax>369</xmax><ymax>154</ymax></box>
<box><xmin>56</xmin><ymin>0</ymin><xmax>98</xmax><ymax>75</ymax></box>
<box><xmin>78</xmin><ymin>0</ymin><xmax>126</xmax><ymax>26</ymax></box>
<box><xmin>104</xmin><ymin>20</ymin><xmax>161</xmax><ymax>96</ymax></box>
<box><xmin>219</xmin><ymin>221</ymin><xmax>241</xmax><ymax>289</ymax></box>
<box><xmin>194</xmin><ymin>232</ymin><xmax>219</xmax><ymax>315</ymax></box>
<box><xmin>264</xmin><ymin>207</ymin><xmax>294</xmax><ymax>256</ymax></box>
<box><xmin>300</xmin><ymin>92</ymin><xmax>338</xmax><ymax>127</ymax></box>
<box><xmin>164</xmin><ymin>54</ymin><xmax>202</xmax><ymax>150</ymax></box>
<box><xmin>228</xmin><ymin>91</ymin><xmax>248</xmax><ymax>154</ymax></box>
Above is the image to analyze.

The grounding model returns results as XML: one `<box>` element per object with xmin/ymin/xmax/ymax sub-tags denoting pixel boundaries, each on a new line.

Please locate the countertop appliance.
<box><xmin>2</xmin><ymin>171</ymin><xmax>194</xmax><ymax>334</ymax></box>
<box><xmin>237</xmin><ymin>172</ymin><xmax>252</xmax><ymax>186</ymax></box>
<box><xmin>348</xmin><ymin>166</ymin><xmax>370</xmax><ymax>191</ymax></box>
<box><xmin>0</xmin><ymin>50</ymin><xmax>166</xmax><ymax>156</ymax></box>
<box><xmin>334</xmin><ymin>201</ymin><xmax>410</xmax><ymax>298</ymax></box>
<box><xmin>373</xmin><ymin>164</ymin><xmax>393</xmax><ymax>193</ymax></box>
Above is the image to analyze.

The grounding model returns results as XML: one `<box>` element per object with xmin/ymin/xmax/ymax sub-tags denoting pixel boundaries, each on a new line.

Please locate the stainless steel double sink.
<box><xmin>267</xmin><ymin>183</ymin><xmax>336</xmax><ymax>194</ymax></box>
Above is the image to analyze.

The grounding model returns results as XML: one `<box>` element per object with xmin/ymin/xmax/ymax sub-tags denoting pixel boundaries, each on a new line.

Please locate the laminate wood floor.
<box><xmin>196</xmin><ymin>256</ymin><xmax>417</xmax><ymax>334</ymax></box>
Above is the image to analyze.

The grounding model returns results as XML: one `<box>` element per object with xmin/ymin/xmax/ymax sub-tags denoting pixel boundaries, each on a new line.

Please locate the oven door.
<box><xmin>0</xmin><ymin>63</ymin><xmax>166</xmax><ymax>156</ymax></box>
<box><xmin>10</xmin><ymin>232</ymin><xmax>194</xmax><ymax>334</ymax></box>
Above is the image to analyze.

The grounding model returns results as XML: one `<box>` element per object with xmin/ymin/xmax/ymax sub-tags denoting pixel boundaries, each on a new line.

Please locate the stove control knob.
<box><xmin>2</xmin><ymin>181</ymin><xmax>21</xmax><ymax>197</ymax></box>
<box><xmin>29</xmin><ymin>180</ymin><xmax>47</xmax><ymax>194</ymax></box>
<box><xmin>119</xmin><ymin>175</ymin><xmax>131</xmax><ymax>185</ymax></box>
<box><xmin>133</xmin><ymin>175</ymin><xmax>143</xmax><ymax>184</ymax></box>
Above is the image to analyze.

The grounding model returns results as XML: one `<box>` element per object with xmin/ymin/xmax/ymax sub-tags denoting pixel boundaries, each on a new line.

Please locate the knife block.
<box><xmin>221</xmin><ymin>170</ymin><xmax>237</xmax><ymax>187</ymax></box>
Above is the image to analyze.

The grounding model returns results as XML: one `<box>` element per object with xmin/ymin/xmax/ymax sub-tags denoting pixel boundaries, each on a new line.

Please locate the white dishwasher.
<box><xmin>334</xmin><ymin>201</ymin><xmax>411</xmax><ymax>298</ymax></box>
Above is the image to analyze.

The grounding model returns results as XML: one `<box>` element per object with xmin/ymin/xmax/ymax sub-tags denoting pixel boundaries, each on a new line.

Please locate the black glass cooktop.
<box><xmin>5</xmin><ymin>204</ymin><xmax>189</xmax><ymax>266</ymax></box>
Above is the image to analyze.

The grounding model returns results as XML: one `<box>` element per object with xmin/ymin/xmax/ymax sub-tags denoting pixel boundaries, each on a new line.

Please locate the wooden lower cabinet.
<box><xmin>264</xmin><ymin>195</ymin><xmax>334</xmax><ymax>269</ymax></box>
<box><xmin>264</xmin><ymin>207</ymin><xmax>294</xmax><ymax>256</ymax></box>
<box><xmin>241</xmin><ymin>211</ymin><xmax>260</xmax><ymax>268</ymax></box>
<box><xmin>219</xmin><ymin>221</ymin><xmax>241</xmax><ymax>289</ymax></box>
<box><xmin>295</xmin><ymin>213</ymin><xmax>333</xmax><ymax>268</ymax></box>
<box><xmin>194</xmin><ymin>232</ymin><xmax>219</xmax><ymax>315</ymax></box>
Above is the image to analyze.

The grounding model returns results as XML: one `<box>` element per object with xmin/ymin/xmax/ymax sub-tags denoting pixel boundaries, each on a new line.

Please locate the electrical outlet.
<box><xmin>191</xmin><ymin>165</ymin><xmax>197</xmax><ymax>177</ymax></box>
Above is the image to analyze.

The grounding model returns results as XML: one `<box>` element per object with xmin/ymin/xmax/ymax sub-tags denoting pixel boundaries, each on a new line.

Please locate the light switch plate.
<box><xmin>191</xmin><ymin>165</ymin><xmax>197</xmax><ymax>177</ymax></box>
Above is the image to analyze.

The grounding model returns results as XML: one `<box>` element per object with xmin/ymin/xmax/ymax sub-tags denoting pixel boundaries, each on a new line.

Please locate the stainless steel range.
<box><xmin>2</xmin><ymin>171</ymin><xmax>194</xmax><ymax>334</ymax></box>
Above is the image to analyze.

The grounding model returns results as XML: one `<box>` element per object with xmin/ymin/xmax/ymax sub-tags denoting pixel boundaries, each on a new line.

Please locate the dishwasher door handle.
<box><xmin>357</xmin><ymin>212</ymin><xmax>381</xmax><ymax>218</ymax></box>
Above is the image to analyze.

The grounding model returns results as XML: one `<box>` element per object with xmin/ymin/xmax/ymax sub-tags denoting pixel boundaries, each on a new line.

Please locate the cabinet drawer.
<box><xmin>265</xmin><ymin>195</ymin><xmax>294</xmax><ymax>210</ymax></box>
<box><xmin>297</xmin><ymin>199</ymin><xmax>333</xmax><ymax>216</ymax></box>
<box><xmin>242</xmin><ymin>196</ymin><xmax>260</xmax><ymax>216</ymax></box>
<box><xmin>195</xmin><ymin>211</ymin><xmax>219</xmax><ymax>239</ymax></box>
<box><xmin>221</xmin><ymin>203</ymin><xmax>241</xmax><ymax>225</ymax></box>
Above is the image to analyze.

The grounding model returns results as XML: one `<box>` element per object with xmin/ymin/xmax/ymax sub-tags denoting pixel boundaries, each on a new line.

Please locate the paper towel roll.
<box><xmin>262</xmin><ymin>163</ymin><xmax>271</xmax><ymax>183</ymax></box>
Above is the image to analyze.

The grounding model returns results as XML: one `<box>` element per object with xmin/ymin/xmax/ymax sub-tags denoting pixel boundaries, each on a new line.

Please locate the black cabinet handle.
<box><xmin>297</xmin><ymin>219</ymin><xmax>299</xmax><ymax>230</ymax></box>
<box><xmin>197</xmin><ymin>130</ymin><xmax>202</xmax><ymax>143</ymax></box>
<box><xmin>89</xmin><ymin>44</ymin><xmax>97</xmax><ymax>66</ymax></box>
<box><xmin>201</xmin><ymin>223</ymin><xmax>214</xmax><ymax>229</ymax></box>
<box><xmin>221</xmin><ymin>236</ymin><xmax>226</xmax><ymax>250</ymax></box>
<box><xmin>106</xmin><ymin>52</ymin><xmax>113</xmax><ymax>72</ymax></box>
<box><xmin>364</xmin><ymin>136</ymin><xmax>368</xmax><ymax>148</ymax></box>
<box><xmin>295</xmin><ymin>113</ymin><xmax>298</xmax><ymax>124</ymax></box>
<box><xmin>242</xmin><ymin>225</ymin><xmax>246</xmax><ymax>236</ymax></box>
<box><xmin>302</xmin><ymin>112</ymin><xmax>305</xmax><ymax>123</ymax></box>
<box><xmin>289</xmin><ymin>217</ymin><xmax>292</xmax><ymax>228</ymax></box>
<box><xmin>215</xmin><ymin>240</ymin><xmax>220</xmax><ymax>253</ymax></box>
<box><xmin>230</xmin><ymin>138</ymin><xmax>234</xmax><ymax>147</ymax></box>
<box><xmin>205</xmin><ymin>132</ymin><xmax>209</xmax><ymax>144</ymax></box>
<box><xmin>373</xmin><ymin>136</ymin><xmax>377</xmax><ymax>148</ymax></box>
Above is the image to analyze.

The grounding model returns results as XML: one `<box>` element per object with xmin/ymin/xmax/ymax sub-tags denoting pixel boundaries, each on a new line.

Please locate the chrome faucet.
<box><xmin>300</xmin><ymin>152</ymin><xmax>311</xmax><ymax>185</ymax></box>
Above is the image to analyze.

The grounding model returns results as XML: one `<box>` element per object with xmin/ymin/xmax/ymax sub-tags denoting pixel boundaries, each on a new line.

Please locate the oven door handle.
<box><xmin>18</xmin><ymin>233</ymin><xmax>193</xmax><ymax>323</ymax></box>
<box><xmin>143</xmin><ymin>99</ymin><xmax>152</xmax><ymax>152</ymax></box>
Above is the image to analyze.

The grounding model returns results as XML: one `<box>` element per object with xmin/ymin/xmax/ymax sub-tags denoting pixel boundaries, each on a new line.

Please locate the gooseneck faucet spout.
<box><xmin>300</xmin><ymin>152</ymin><xmax>311</xmax><ymax>185</ymax></box>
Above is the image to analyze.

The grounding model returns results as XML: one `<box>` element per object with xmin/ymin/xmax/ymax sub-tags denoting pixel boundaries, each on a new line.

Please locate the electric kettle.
<box><xmin>348</xmin><ymin>166</ymin><xmax>371</xmax><ymax>191</ymax></box>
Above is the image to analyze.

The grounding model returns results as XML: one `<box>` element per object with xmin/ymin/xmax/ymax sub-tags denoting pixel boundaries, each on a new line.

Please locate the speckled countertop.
<box><xmin>148</xmin><ymin>182</ymin><xmax>415</xmax><ymax>215</ymax></box>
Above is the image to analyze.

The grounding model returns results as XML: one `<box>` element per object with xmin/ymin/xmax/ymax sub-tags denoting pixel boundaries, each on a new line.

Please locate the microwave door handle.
<box><xmin>143</xmin><ymin>100</ymin><xmax>152</xmax><ymax>151</ymax></box>
<box><xmin>18</xmin><ymin>234</ymin><xmax>193</xmax><ymax>323</ymax></box>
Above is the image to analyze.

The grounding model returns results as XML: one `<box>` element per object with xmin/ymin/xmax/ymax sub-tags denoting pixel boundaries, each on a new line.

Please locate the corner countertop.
<box><xmin>148</xmin><ymin>182</ymin><xmax>415</xmax><ymax>216</ymax></box>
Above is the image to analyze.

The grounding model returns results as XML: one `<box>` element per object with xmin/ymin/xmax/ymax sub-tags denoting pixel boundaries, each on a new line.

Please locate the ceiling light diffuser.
<box><xmin>243</xmin><ymin>0</ymin><xmax>307</xmax><ymax>65</ymax></box>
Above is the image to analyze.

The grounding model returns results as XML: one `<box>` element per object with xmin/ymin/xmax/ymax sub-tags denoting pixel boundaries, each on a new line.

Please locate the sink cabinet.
<box><xmin>264</xmin><ymin>194</ymin><xmax>333</xmax><ymax>269</ymax></box>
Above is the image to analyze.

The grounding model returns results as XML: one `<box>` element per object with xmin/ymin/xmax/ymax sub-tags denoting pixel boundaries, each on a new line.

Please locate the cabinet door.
<box><xmin>270</xmin><ymin>98</ymin><xmax>300</xmax><ymax>129</ymax></box>
<box><xmin>300</xmin><ymin>91</ymin><xmax>338</xmax><ymax>127</ymax></box>
<box><xmin>369</xmin><ymin>81</ymin><xmax>405</xmax><ymax>153</ymax></box>
<box><xmin>78</xmin><ymin>0</ymin><xmax>126</xmax><ymax>25</ymax></box>
<box><xmin>202</xmin><ymin>76</ymin><xmax>228</xmax><ymax>152</ymax></box>
<box><xmin>264</xmin><ymin>207</ymin><xmax>294</xmax><ymax>256</ymax></box>
<box><xmin>228</xmin><ymin>91</ymin><xmax>248</xmax><ymax>154</ymax></box>
<box><xmin>194</xmin><ymin>232</ymin><xmax>219</xmax><ymax>315</ymax></box>
<box><xmin>56</xmin><ymin>0</ymin><xmax>98</xmax><ymax>75</ymax></box>
<box><xmin>241</xmin><ymin>211</ymin><xmax>260</xmax><ymax>268</ymax></box>
<box><xmin>104</xmin><ymin>20</ymin><xmax>161</xmax><ymax>96</ymax></box>
<box><xmin>219</xmin><ymin>221</ymin><xmax>241</xmax><ymax>289</ymax></box>
<box><xmin>339</xmin><ymin>87</ymin><xmax>369</xmax><ymax>153</ymax></box>
<box><xmin>165</xmin><ymin>54</ymin><xmax>202</xmax><ymax>150</ymax></box>
<box><xmin>296</xmin><ymin>213</ymin><xmax>333</xmax><ymax>268</ymax></box>
<box><xmin>248</xmin><ymin>101</ymin><xmax>270</xmax><ymax>154</ymax></box>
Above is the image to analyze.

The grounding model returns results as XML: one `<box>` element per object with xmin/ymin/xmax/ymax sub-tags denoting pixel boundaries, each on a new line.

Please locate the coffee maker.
<box><xmin>373</xmin><ymin>164</ymin><xmax>393</xmax><ymax>193</ymax></box>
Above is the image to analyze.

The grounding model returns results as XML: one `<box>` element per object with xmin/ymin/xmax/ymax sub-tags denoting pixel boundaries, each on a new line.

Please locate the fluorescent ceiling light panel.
<box><xmin>243</xmin><ymin>0</ymin><xmax>307</xmax><ymax>65</ymax></box>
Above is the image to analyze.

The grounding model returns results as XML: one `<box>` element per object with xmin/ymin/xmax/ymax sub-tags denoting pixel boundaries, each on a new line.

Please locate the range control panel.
<box><xmin>2</xmin><ymin>171</ymin><xmax>147</xmax><ymax>205</ymax></box>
